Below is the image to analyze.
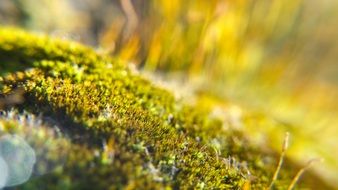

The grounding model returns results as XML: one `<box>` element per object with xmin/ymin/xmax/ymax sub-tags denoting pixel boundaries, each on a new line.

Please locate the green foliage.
<box><xmin>0</xmin><ymin>28</ymin><xmax>314</xmax><ymax>189</ymax></box>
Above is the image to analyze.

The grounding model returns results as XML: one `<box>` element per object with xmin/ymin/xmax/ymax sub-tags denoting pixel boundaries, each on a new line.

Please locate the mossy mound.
<box><xmin>0</xmin><ymin>28</ymin><xmax>311</xmax><ymax>189</ymax></box>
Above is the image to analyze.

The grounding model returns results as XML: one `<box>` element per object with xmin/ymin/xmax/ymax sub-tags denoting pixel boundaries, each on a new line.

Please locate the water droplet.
<box><xmin>0</xmin><ymin>134</ymin><xmax>36</xmax><ymax>187</ymax></box>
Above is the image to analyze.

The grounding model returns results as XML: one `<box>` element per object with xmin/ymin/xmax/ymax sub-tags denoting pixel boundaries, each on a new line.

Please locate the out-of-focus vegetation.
<box><xmin>1</xmin><ymin>0</ymin><xmax>338</xmax><ymax>188</ymax></box>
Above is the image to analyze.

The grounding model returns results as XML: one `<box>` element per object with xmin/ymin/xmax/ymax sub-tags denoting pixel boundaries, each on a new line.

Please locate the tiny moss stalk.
<box><xmin>268</xmin><ymin>132</ymin><xmax>289</xmax><ymax>189</ymax></box>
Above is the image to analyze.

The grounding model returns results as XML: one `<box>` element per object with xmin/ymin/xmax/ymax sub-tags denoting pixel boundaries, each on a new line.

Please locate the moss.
<box><xmin>0</xmin><ymin>27</ymin><xmax>315</xmax><ymax>189</ymax></box>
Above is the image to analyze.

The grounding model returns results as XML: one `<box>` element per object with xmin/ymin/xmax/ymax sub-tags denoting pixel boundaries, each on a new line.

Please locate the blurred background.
<box><xmin>0</xmin><ymin>0</ymin><xmax>337</xmax><ymax>188</ymax></box>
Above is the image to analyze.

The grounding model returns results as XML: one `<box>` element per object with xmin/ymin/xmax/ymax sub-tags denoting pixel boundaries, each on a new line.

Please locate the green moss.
<box><xmin>0</xmin><ymin>27</ymin><xmax>314</xmax><ymax>189</ymax></box>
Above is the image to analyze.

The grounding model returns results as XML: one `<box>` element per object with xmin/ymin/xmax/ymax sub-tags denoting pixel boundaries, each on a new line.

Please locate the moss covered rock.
<box><xmin>0</xmin><ymin>28</ymin><xmax>315</xmax><ymax>189</ymax></box>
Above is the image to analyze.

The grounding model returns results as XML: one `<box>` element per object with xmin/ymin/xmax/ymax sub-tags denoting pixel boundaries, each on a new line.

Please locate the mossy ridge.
<box><xmin>0</xmin><ymin>28</ymin><xmax>303</xmax><ymax>189</ymax></box>
<box><xmin>0</xmin><ymin>28</ymin><xmax>116</xmax><ymax>68</ymax></box>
